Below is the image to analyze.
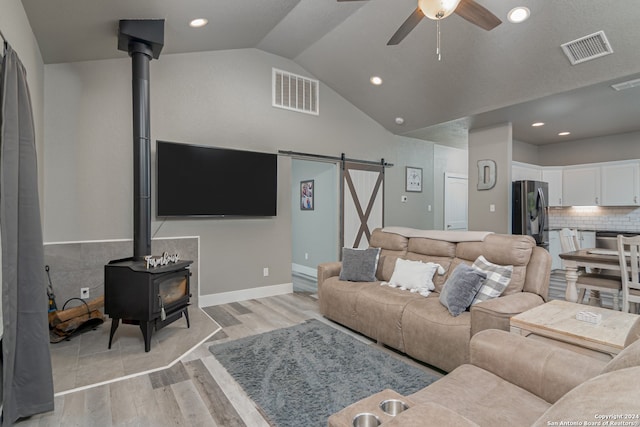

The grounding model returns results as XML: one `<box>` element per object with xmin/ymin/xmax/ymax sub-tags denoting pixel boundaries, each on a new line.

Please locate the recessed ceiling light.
<box><xmin>531</xmin><ymin>122</ymin><xmax>545</xmax><ymax>127</ymax></box>
<box><xmin>558</xmin><ymin>131</ymin><xmax>571</xmax><ymax>136</ymax></box>
<box><xmin>370</xmin><ymin>76</ymin><xmax>383</xmax><ymax>86</ymax></box>
<box><xmin>507</xmin><ymin>7</ymin><xmax>530</xmax><ymax>23</ymax></box>
<box><xmin>395</xmin><ymin>117</ymin><xmax>405</xmax><ymax>125</ymax></box>
<box><xmin>189</xmin><ymin>18</ymin><xmax>208</xmax><ymax>28</ymax></box>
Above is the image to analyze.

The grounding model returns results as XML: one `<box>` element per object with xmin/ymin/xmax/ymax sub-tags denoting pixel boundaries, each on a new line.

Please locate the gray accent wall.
<box><xmin>468</xmin><ymin>124</ymin><xmax>513</xmax><ymax>233</ymax></box>
<box><xmin>291</xmin><ymin>159</ymin><xmax>339</xmax><ymax>273</ymax></box>
<box><xmin>537</xmin><ymin>130</ymin><xmax>640</xmax><ymax>166</ymax></box>
<box><xmin>42</xmin><ymin>48</ymin><xmax>432</xmax><ymax>298</ymax></box>
<box><xmin>384</xmin><ymin>136</ymin><xmax>435</xmax><ymax>230</ymax></box>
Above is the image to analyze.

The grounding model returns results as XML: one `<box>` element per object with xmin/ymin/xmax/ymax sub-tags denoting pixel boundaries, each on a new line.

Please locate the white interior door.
<box><xmin>342</xmin><ymin>162</ymin><xmax>384</xmax><ymax>249</ymax></box>
<box><xmin>444</xmin><ymin>173</ymin><xmax>468</xmax><ymax>231</ymax></box>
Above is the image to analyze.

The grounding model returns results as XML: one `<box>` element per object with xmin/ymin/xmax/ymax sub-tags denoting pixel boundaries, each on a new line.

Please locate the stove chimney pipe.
<box><xmin>117</xmin><ymin>19</ymin><xmax>164</xmax><ymax>260</ymax></box>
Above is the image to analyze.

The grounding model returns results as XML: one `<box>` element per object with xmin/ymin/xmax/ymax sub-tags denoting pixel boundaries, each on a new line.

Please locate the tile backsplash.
<box><xmin>548</xmin><ymin>206</ymin><xmax>640</xmax><ymax>231</ymax></box>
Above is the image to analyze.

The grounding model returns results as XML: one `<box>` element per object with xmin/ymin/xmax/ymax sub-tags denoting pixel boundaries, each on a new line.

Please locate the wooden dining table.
<box><xmin>558</xmin><ymin>248</ymin><xmax>622</xmax><ymax>303</ymax></box>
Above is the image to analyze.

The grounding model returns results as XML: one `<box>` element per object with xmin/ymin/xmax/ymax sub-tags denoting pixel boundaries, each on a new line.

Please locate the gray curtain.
<box><xmin>0</xmin><ymin>42</ymin><xmax>54</xmax><ymax>424</ymax></box>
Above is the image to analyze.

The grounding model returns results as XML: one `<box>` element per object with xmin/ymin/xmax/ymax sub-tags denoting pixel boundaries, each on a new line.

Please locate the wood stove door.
<box><xmin>153</xmin><ymin>269</ymin><xmax>190</xmax><ymax>315</ymax></box>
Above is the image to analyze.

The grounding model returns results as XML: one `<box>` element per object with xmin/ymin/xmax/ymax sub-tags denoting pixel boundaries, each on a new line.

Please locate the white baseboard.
<box><xmin>292</xmin><ymin>263</ymin><xmax>317</xmax><ymax>278</ymax></box>
<box><xmin>199</xmin><ymin>282</ymin><xmax>293</xmax><ymax>307</ymax></box>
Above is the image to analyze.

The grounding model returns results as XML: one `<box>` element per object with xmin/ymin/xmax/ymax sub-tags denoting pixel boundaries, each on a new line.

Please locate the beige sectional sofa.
<box><xmin>328</xmin><ymin>324</ymin><xmax>640</xmax><ymax>427</ymax></box>
<box><xmin>317</xmin><ymin>227</ymin><xmax>552</xmax><ymax>372</ymax></box>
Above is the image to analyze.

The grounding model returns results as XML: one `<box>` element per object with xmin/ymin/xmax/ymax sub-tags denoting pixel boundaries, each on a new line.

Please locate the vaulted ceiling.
<box><xmin>21</xmin><ymin>0</ymin><xmax>640</xmax><ymax>147</ymax></box>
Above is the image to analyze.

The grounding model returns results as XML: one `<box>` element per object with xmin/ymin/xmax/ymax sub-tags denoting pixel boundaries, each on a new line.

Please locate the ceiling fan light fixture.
<box><xmin>418</xmin><ymin>0</ymin><xmax>462</xmax><ymax>20</ymax></box>
<box><xmin>507</xmin><ymin>7</ymin><xmax>530</xmax><ymax>24</ymax></box>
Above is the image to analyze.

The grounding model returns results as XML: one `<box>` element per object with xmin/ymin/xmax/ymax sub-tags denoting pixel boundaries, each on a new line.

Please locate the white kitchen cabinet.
<box><xmin>542</xmin><ymin>167</ymin><xmax>563</xmax><ymax>207</ymax></box>
<box><xmin>512</xmin><ymin>162</ymin><xmax>542</xmax><ymax>182</ymax></box>
<box><xmin>578</xmin><ymin>230</ymin><xmax>596</xmax><ymax>249</ymax></box>
<box><xmin>563</xmin><ymin>166</ymin><xmax>601</xmax><ymax>206</ymax></box>
<box><xmin>548</xmin><ymin>230</ymin><xmax>563</xmax><ymax>270</ymax></box>
<box><xmin>601</xmin><ymin>161</ymin><xmax>640</xmax><ymax>206</ymax></box>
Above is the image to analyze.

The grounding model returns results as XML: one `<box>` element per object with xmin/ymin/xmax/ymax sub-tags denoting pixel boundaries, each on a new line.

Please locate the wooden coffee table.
<box><xmin>510</xmin><ymin>300</ymin><xmax>639</xmax><ymax>357</ymax></box>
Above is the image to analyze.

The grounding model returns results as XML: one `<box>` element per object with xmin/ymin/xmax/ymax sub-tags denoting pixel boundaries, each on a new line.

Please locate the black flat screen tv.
<box><xmin>156</xmin><ymin>141</ymin><xmax>277</xmax><ymax>217</ymax></box>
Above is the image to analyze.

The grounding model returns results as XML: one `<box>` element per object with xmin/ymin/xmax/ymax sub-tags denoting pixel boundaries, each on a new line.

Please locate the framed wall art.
<box><xmin>405</xmin><ymin>167</ymin><xmax>422</xmax><ymax>192</ymax></box>
<box><xmin>300</xmin><ymin>180</ymin><xmax>314</xmax><ymax>210</ymax></box>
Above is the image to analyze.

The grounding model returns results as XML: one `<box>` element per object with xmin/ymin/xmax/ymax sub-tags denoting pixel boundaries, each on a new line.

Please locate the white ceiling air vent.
<box><xmin>561</xmin><ymin>31</ymin><xmax>613</xmax><ymax>65</ymax></box>
<box><xmin>272</xmin><ymin>68</ymin><xmax>319</xmax><ymax>115</ymax></box>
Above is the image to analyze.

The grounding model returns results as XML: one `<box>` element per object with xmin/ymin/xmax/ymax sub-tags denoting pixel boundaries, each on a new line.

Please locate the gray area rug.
<box><xmin>209</xmin><ymin>319</ymin><xmax>438</xmax><ymax>427</ymax></box>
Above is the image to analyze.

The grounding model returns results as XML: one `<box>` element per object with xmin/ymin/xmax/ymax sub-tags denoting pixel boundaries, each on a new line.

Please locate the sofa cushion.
<box><xmin>369</xmin><ymin>228</ymin><xmax>408</xmax><ymax>257</ymax></box>
<box><xmin>402</xmin><ymin>297</ymin><xmax>472</xmax><ymax>372</ymax></box>
<box><xmin>407</xmin><ymin>237</ymin><xmax>456</xmax><ymax>258</ymax></box>
<box><xmin>471</xmin><ymin>255</ymin><xmax>512</xmax><ymax>305</ymax></box>
<box><xmin>356</xmin><ymin>284</ymin><xmax>423</xmax><ymax>351</ymax></box>
<box><xmin>317</xmin><ymin>277</ymin><xmax>379</xmax><ymax>329</ymax></box>
<box><xmin>440</xmin><ymin>264</ymin><xmax>486</xmax><ymax>317</ymax></box>
<box><xmin>383</xmin><ymin>403</ymin><xmax>479</xmax><ymax>427</ymax></box>
<box><xmin>456</xmin><ymin>234</ymin><xmax>535</xmax><ymax>295</ymax></box>
<box><xmin>377</xmin><ymin>254</ymin><xmax>399</xmax><ymax>282</ymax></box>
<box><xmin>410</xmin><ymin>364</ymin><xmax>551</xmax><ymax>426</ymax></box>
<box><xmin>600</xmin><ymin>334</ymin><xmax>640</xmax><ymax>374</ymax></box>
<box><xmin>387</xmin><ymin>258</ymin><xmax>444</xmax><ymax>296</ymax></box>
<box><xmin>339</xmin><ymin>247</ymin><xmax>380</xmax><ymax>282</ymax></box>
<box><xmin>531</xmin><ymin>367</ymin><xmax>640</xmax><ymax>427</ymax></box>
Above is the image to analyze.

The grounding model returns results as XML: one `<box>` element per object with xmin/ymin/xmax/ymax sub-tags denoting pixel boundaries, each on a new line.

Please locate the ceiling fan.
<box><xmin>338</xmin><ymin>0</ymin><xmax>501</xmax><ymax>46</ymax></box>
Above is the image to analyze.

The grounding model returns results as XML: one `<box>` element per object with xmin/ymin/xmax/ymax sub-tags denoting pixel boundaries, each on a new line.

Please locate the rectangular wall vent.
<box><xmin>561</xmin><ymin>31</ymin><xmax>613</xmax><ymax>65</ymax></box>
<box><xmin>272</xmin><ymin>68</ymin><xmax>319</xmax><ymax>115</ymax></box>
<box><xmin>611</xmin><ymin>77</ymin><xmax>640</xmax><ymax>91</ymax></box>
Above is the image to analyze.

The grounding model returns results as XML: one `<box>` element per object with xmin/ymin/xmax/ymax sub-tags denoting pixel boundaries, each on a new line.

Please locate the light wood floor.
<box><xmin>19</xmin><ymin>291</ymin><xmax>441</xmax><ymax>427</ymax></box>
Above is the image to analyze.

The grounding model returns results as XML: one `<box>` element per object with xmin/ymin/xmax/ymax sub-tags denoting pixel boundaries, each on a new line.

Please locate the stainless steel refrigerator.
<box><xmin>512</xmin><ymin>180</ymin><xmax>548</xmax><ymax>247</ymax></box>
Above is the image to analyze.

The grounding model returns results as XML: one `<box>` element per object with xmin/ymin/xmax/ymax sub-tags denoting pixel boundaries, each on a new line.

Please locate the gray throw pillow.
<box><xmin>439</xmin><ymin>264</ymin><xmax>486</xmax><ymax>317</ymax></box>
<box><xmin>339</xmin><ymin>247</ymin><xmax>381</xmax><ymax>282</ymax></box>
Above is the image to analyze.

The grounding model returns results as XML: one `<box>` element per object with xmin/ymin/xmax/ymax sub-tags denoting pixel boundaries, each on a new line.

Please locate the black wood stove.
<box><xmin>104</xmin><ymin>20</ymin><xmax>193</xmax><ymax>352</ymax></box>
<box><xmin>105</xmin><ymin>258</ymin><xmax>192</xmax><ymax>352</ymax></box>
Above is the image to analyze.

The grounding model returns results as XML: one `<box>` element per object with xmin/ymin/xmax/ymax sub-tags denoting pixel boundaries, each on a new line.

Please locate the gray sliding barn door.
<box><xmin>341</xmin><ymin>162</ymin><xmax>384</xmax><ymax>249</ymax></box>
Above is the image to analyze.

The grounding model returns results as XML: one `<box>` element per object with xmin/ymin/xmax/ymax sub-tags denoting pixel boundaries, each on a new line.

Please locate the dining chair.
<box><xmin>616</xmin><ymin>235</ymin><xmax>640</xmax><ymax>314</ymax></box>
<box><xmin>559</xmin><ymin>228</ymin><xmax>621</xmax><ymax>309</ymax></box>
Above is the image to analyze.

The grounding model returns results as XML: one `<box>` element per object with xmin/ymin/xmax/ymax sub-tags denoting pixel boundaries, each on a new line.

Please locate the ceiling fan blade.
<box><xmin>454</xmin><ymin>0</ymin><xmax>501</xmax><ymax>31</ymax></box>
<box><xmin>387</xmin><ymin>7</ymin><xmax>425</xmax><ymax>45</ymax></box>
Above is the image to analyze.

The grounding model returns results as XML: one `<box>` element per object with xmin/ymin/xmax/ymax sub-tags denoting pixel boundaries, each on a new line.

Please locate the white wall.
<box><xmin>43</xmin><ymin>48</ymin><xmax>433</xmax><ymax>299</ymax></box>
<box><xmin>0</xmin><ymin>0</ymin><xmax>45</xmax><ymax>215</ymax></box>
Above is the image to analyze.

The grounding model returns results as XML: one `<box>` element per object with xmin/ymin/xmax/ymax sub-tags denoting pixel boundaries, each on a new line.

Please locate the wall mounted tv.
<box><xmin>156</xmin><ymin>141</ymin><xmax>277</xmax><ymax>217</ymax></box>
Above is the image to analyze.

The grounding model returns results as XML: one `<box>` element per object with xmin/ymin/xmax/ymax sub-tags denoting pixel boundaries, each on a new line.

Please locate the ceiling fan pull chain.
<box><xmin>436</xmin><ymin>19</ymin><xmax>442</xmax><ymax>61</ymax></box>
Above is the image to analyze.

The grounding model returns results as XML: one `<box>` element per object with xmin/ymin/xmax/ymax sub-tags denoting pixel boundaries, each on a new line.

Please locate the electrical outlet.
<box><xmin>81</xmin><ymin>287</ymin><xmax>90</xmax><ymax>299</ymax></box>
<box><xmin>263</xmin><ymin>267</ymin><xmax>269</xmax><ymax>277</ymax></box>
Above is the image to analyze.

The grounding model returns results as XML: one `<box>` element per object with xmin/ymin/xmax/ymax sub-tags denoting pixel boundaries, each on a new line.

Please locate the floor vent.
<box><xmin>561</xmin><ymin>31</ymin><xmax>613</xmax><ymax>65</ymax></box>
<box><xmin>272</xmin><ymin>68</ymin><xmax>319</xmax><ymax>115</ymax></box>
